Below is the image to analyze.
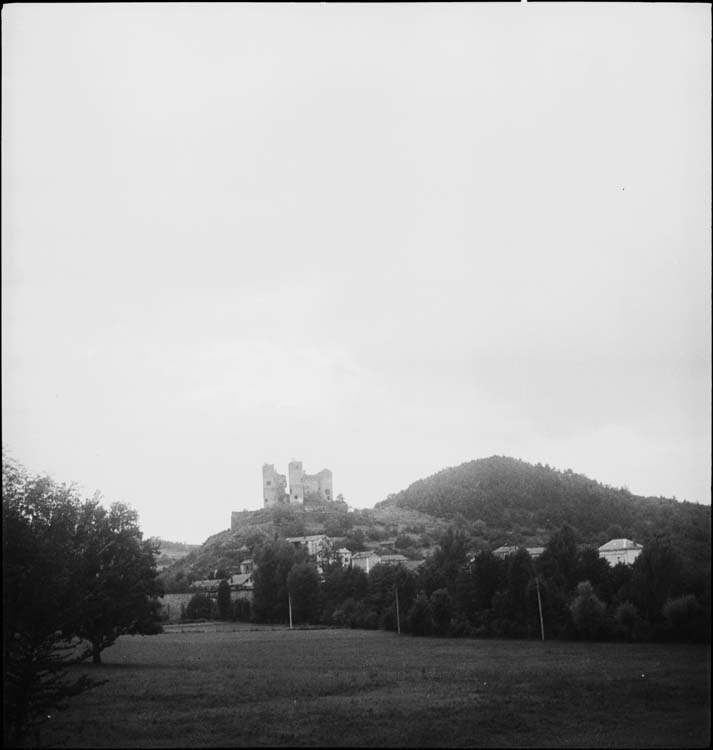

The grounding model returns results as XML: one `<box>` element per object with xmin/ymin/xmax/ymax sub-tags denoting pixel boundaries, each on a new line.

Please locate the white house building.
<box><xmin>598</xmin><ymin>538</ymin><xmax>644</xmax><ymax>566</ymax></box>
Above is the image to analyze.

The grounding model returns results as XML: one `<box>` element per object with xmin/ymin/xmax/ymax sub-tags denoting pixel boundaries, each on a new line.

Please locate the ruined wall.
<box><xmin>288</xmin><ymin>461</ymin><xmax>333</xmax><ymax>504</ymax></box>
<box><xmin>288</xmin><ymin>461</ymin><xmax>306</xmax><ymax>504</ymax></box>
<box><xmin>262</xmin><ymin>463</ymin><xmax>288</xmax><ymax>507</ymax></box>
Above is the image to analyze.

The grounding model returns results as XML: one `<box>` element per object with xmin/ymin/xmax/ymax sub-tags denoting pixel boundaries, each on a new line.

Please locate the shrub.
<box><xmin>614</xmin><ymin>601</ymin><xmax>645</xmax><ymax>642</ymax></box>
<box><xmin>662</xmin><ymin>595</ymin><xmax>706</xmax><ymax>642</ymax></box>
<box><xmin>217</xmin><ymin>580</ymin><xmax>232</xmax><ymax>620</ymax></box>
<box><xmin>430</xmin><ymin>588</ymin><xmax>453</xmax><ymax>636</ymax></box>
<box><xmin>569</xmin><ymin>581</ymin><xmax>607</xmax><ymax>640</ymax></box>
<box><xmin>408</xmin><ymin>593</ymin><xmax>434</xmax><ymax>637</ymax></box>
<box><xmin>184</xmin><ymin>593</ymin><xmax>213</xmax><ymax>621</ymax></box>
<box><xmin>232</xmin><ymin>599</ymin><xmax>251</xmax><ymax>622</ymax></box>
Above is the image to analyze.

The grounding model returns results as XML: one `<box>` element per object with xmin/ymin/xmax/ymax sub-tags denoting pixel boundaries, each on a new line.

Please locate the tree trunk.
<box><xmin>91</xmin><ymin>641</ymin><xmax>102</xmax><ymax>664</ymax></box>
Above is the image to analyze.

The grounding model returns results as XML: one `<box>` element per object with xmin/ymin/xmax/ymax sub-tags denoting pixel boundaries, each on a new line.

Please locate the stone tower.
<box><xmin>288</xmin><ymin>460</ymin><xmax>333</xmax><ymax>504</ymax></box>
<box><xmin>262</xmin><ymin>464</ymin><xmax>287</xmax><ymax>507</ymax></box>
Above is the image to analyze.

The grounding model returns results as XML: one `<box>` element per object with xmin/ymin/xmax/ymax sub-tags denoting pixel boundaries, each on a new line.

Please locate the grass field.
<box><xmin>38</xmin><ymin>625</ymin><xmax>709</xmax><ymax>748</ymax></box>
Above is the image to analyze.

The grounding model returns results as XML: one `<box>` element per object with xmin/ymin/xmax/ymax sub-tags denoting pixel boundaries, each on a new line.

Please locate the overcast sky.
<box><xmin>2</xmin><ymin>3</ymin><xmax>710</xmax><ymax>544</ymax></box>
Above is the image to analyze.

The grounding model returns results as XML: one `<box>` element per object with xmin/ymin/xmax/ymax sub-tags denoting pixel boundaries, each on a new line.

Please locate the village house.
<box><xmin>284</xmin><ymin>534</ymin><xmax>331</xmax><ymax>558</ymax></box>
<box><xmin>492</xmin><ymin>545</ymin><xmax>545</xmax><ymax>560</ymax></box>
<box><xmin>228</xmin><ymin>571</ymin><xmax>254</xmax><ymax>603</ymax></box>
<box><xmin>598</xmin><ymin>538</ymin><xmax>644</xmax><ymax>566</ymax></box>
<box><xmin>335</xmin><ymin>547</ymin><xmax>352</xmax><ymax>567</ymax></box>
<box><xmin>351</xmin><ymin>550</ymin><xmax>381</xmax><ymax>574</ymax></box>
<box><xmin>379</xmin><ymin>553</ymin><xmax>409</xmax><ymax>567</ymax></box>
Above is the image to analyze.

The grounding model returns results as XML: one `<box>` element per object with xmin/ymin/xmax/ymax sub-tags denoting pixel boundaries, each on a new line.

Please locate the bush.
<box><xmin>430</xmin><ymin>588</ymin><xmax>453</xmax><ymax>636</ymax></box>
<box><xmin>407</xmin><ymin>593</ymin><xmax>434</xmax><ymax>637</ymax></box>
<box><xmin>184</xmin><ymin>593</ymin><xmax>213</xmax><ymax>620</ymax></box>
<box><xmin>662</xmin><ymin>595</ymin><xmax>706</xmax><ymax>642</ymax></box>
<box><xmin>217</xmin><ymin>580</ymin><xmax>232</xmax><ymax>620</ymax></box>
<box><xmin>614</xmin><ymin>601</ymin><xmax>645</xmax><ymax>642</ymax></box>
<box><xmin>232</xmin><ymin>599</ymin><xmax>251</xmax><ymax>622</ymax></box>
<box><xmin>448</xmin><ymin>614</ymin><xmax>474</xmax><ymax>638</ymax></box>
<box><xmin>569</xmin><ymin>581</ymin><xmax>607</xmax><ymax>640</ymax></box>
<box><xmin>394</xmin><ymin>533</ymin><xmax>416</xmax><ymax>549</ymax></box>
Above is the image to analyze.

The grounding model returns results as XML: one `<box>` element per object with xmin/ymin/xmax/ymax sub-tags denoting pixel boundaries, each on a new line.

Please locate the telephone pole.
<box><xmin>535</xmin><ymin>576</ymin><xmax>545</xmax><ymax>641</ymax></box>
<box><xmin>395</xmin><ymin>585</ymin><xmax>401</xmax><ymax>635</ymax></box>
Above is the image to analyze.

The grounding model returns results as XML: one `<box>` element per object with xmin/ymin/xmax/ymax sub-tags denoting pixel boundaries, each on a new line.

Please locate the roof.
<box><xmin>191</xmin><ymin>579</ymin><xmax>220</xmax><ymax>591</ymax></box>
<box><xmin>352</xmin><ymin>550</ymin><xmax>379</xmax><ymax>559</ymax></box>
<box><xmin>598</xmin><ymin>538</ymin><xmax>643</xmax><ymax>552</ymax></box>
<box><xmin>379</xmin><ymin>554</ymin><xmax>409</xmax><ymax>563</ymax></box>
<box><xmin>284</xmin><ymin>535</ymin><xmax>329</xmax><ymax>543</ymax></box>
<box><xmin>229</xmin><ymin>573</ymin><xmax>253</xmax><ymax>588</ymax></box>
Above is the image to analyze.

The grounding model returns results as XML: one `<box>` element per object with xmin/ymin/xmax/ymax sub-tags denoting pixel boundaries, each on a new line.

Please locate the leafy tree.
<box><xmin>419</xmin><ymin>526</ymin><xmax>467</xmax><ymax>597</ymax></box>
<box><xmin>2</xmin><ymin>458</ymin><xmax>102</xmax><ymax>745</ymax></box>
<box><xmin>430</xmin><ymin>588</ymin><xmax>453</xmax><ymax>636</ymax></box>
<box><xmin>469</xmin><ymin>551</ymin><xmax>506</xmax><ymax>613</ymax></box>
<box><xmin>539</xmin><ymin>524</ymin><xmax>579</xmax><ymax>591</ymax></box>
<box><xmin>252</xmin><ymin>540</ymin><xmax>299</xmax><ymax>623</ymax></box>
<box><xmin>184</xmin><ymin>593</ymin><xmax>212</xmax><ymax>620</ymax></box>
<box><xmin>321</xmin><ymin>565</ymin><xmax>368</xmax><ymax>623</ymax></box>
<box><xmin>394</xmin><ymin>533</ymin><xmax>416</xmax><ymax>549</ymax></box>
<box><xmin>575</xmin><ymin>547</ymin><xmax>611</xmax><ymax>599</ymax></box>
<box><xmin>407</xmin><ymin>593</ymin><xmax>434</xmax><ymax>637</ymax></box>
<box><xmin>569</xmin><ymin>581</ymin><xmax>608</xmax><ymax>640</ymax></box>
<box><xmin>614</xmin><ymin>601</ymin><xmax>644</xmax><ymax>642</ymax></box>
<box><xmin>368</xmin><ymin>564</ymin><xmax>417</xmax><ymax>629</ymax></box>
<box><xmin>287</xmin><ymin>563</ymin><xmax>321</xmax><ymax>624</ymax></box>
<box><xmin>324</xmin><ymin>512</ymin><xmax>353</xmax><ymax>537</ymax></box>
<box><xmin>631</xmin><ymin>534</ymin><xmax>683</xmax><ymax>623</ymax></box>
<box><xmin>71</xmin><ymin>500</ymin><xmax>163</xmax><ymax>663</ymax></box>
<box><xmin>217</xmin><ymin>579</ymin><xmax>232</xmax><ymax>620</ymax></box>
<box><xmin>662</xmin><ymin>595</ymin><xmax>705</xmax><ymax>642</ymax></box>
<box><xmin>232</xmin><ymin>598</ymin><xmax>251</xmax><ymax>622</ymax></box>
<box><xmin>343</xmin><ymin>528</ymin><xmax>366</xmax><ymax>552</ymax></box>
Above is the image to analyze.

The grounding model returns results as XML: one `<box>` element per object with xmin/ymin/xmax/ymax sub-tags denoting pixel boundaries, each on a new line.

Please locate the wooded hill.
<box><xmin>158</xmin><ymin>456</ymin><xmax>710</xmax><ymax>591</ymax></box>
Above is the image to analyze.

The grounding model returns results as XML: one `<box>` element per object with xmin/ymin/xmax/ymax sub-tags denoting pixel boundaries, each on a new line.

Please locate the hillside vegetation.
<box><xmin>159</xmin><ymin>456</ymin><xmax>710</xmax><ymax>591</ymax></box>
<box><xmin>379</xmin><ymin>456</ymin><xmax>710</xmax><ymax>569</ymax></box>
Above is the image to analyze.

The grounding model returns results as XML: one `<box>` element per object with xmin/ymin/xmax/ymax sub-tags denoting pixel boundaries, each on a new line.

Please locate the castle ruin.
<box><xmin>263</xmin><ymin>460</ymin><xmax>333</xmax><ymax>507</ymax></box>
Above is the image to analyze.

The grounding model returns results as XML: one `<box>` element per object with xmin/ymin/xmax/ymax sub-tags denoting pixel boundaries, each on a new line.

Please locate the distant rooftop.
<box><xmin>598</xmin><ymin>538</ymin><xmax>643</xmax><ymax>551</ymax></box>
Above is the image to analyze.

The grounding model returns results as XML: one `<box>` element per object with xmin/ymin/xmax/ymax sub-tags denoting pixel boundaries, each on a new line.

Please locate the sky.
<box><xmin>2</xmin><ymin>3</ymin><xmax>710</xmax><ymax>544</ymax></box>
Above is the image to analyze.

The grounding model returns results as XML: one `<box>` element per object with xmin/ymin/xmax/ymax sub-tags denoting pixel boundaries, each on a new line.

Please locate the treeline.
<box><xmin>2</xmin><ymin>456</ymin><xmax>163</xmax><ymax>745</ymax></box>
<box><xmin>383</xmin><ymin>456</ymin><xmax>710</xmax><ymax>569</ymax></box>
<box><xmin>219</xmin><ymin>525</ymin><xmax>708</xmax><ymax>644</ymax></box>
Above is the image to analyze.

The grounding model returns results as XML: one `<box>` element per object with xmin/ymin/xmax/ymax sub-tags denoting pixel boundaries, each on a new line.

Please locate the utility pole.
<box><xmin>288</xmin><ymin>593</ymin><xmax>293</xmax><ymax>630</ymax></box>
<box><xmin>535</xmin><ymin>576</ymin><xmax>545</xmax><ymax>641</ymax></box>
<box><xmin>395</xmin><ymin>585</ymin><xmax>401</xmax><ymax>635</ymax></box>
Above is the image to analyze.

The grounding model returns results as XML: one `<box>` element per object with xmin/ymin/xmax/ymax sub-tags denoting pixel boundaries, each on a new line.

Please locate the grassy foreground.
<box><xmin>39</xmin><ymin>625</ymin><xmax>709</xmax><ymax>748</ymax></box>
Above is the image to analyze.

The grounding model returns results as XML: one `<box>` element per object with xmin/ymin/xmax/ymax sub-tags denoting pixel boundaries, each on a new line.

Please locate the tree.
<box><xmin>430</xmin><ymin>588</ymin><xmax>453</xmax><ymax>636</ymax></box>
<box><xmin>287</xmin><ymin>563</ymin><xmax>321</xmax><ymax>624</ymax></box>
<box><xmin>631</xmin><ymin>534</ymin><xmax>683</xmax><ymax>623</ymax></box>
<box><xmin>614</xmin><ymin>601</ymin><xmax>644</xmax><ymax>642</ymax></box>
<box><xmin>368</xmin><ymin>564</ymin><xmax>417</xmax><ymax>630</ymax></box>
<box><xmin>184</xmin><ymin>593</ymin><xmax>212</xmax><ymax>620</ymax></box>
<box><xmin>421</xmin><ymin>527</ymin><xmax>468</xmax><ymax>597</ymax></box>
<box><xmin>320</xmin><ymin>565</ymin><xmax>368</xmax><ymax>623</ymax></box>
<box><xmin>252</xmin><ymin>541</ymin><xmax>299</xmax><ymax>623</ymax></box>
<box><xmin>469</xmin><ymin>551</ymin><xmax>506</xmax><ymax>613</ymax></box>
<box><xmin>71</xmin><ymin>500</ymin><xmax>163</xmax><ymax>663</ymax></box>
<box><xmin>539</xmin><ymin>524</ymin><xmax>579</xmax><ymax>591</ymax></box>
<box><xmin>2</xmin><ymin>458</ymin><xmax>102</xmax><ymax>745</ymax></box>
<box><xmin>217</xmin><ymin>580</ymin><xmax>232</xmax><ymax>620</ymax></box>
<box><xmin>569</xmin><ymin>581</ymin><xmax>607</xmax><ymax>640</ymax></box>
<box><xmin>407</xmin><ymin>593</ymin><xmax>434</xmax><ymax>637</ymax></box>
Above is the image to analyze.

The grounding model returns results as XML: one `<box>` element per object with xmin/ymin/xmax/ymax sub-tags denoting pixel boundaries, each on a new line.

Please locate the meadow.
<box><xmin>39</xmin><ymin>625</ymin><xmax>709</xmax><ymax>748</ymax></box>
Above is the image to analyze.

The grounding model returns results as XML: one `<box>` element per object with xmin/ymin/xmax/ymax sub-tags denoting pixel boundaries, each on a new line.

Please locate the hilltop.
<box><xmin>158</xmin><ymin>456</ymin><xmax>710</xmax><ymax>591</ymax></box>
